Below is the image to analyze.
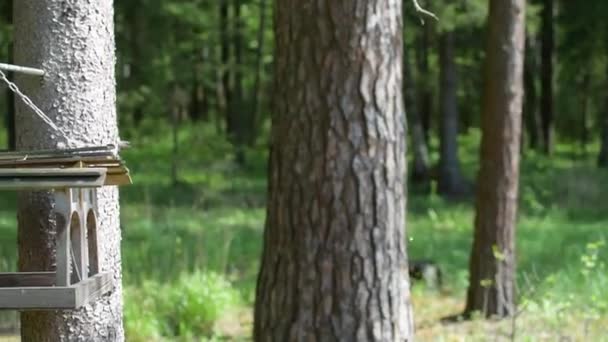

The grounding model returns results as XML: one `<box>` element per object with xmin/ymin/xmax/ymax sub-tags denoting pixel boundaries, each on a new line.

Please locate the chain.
<box><xmin>0</xmin><ymin>68</ymin><xmax>79</xmax><ymax>146</ymax></box>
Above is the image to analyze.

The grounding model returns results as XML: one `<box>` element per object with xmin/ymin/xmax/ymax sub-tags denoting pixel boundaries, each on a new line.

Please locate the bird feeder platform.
<box><xmin>0</xmin><ymin>145</ymin><xmax>131</xmax><ymax>310</ymax></box>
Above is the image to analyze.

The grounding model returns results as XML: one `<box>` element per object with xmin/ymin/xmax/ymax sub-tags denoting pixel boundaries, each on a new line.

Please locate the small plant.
<box><xmin>124</xmin><ymin>271</ymin><xmax>243</xmax><ymax>340</ymax></box>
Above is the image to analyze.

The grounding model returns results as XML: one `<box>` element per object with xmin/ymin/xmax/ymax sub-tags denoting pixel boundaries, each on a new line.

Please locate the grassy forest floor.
<box><xmin>1</xmin><ymin>126</ymin><xmax>608</xmax><ymax>341</ymax></box>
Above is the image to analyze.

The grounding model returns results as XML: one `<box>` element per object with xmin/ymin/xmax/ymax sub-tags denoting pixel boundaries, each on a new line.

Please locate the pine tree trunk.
<box><xmin>416</xmin><ymin>24</ymin><xmax>433</xmax><ymax>145</ymax></box>
<box><xmin>219</xmin><ymin>0</ymin><xmax>232</xmax><ymax>134</ymax></box>
<box><xmin>254</xmin><ymin>0</ymin><xmax>414</xmax><ymax>340</ymax></box>
<box><xmin>465</xmin><ymin>0</ymin><xmax>525</xmax><ymax>318</ymax></box>
<box><xmin>524</xmin><ymin>33</ymin><xmax>540</xmax><ymax>150</ymax></box>
<box><xmin>540</xmin><ymin>0</ymin><xmax>554</xmax><ymax>155</ymax></box>
<box><xmin>404</xmin><ymin>43</ymin><xmax>430</xmax><ymax>190</ymax></box>
<box><xmin>249</xmin><ymin>0</ymin><xmax>267</xmax><ymax>146</ymax></box>
<box><xmin>232</xmin><ymin>0</ymin><xmax>245</xmax><ymax>164</ymax></box>
<box><xmin>598</xmin><ymin>65</ymin><xmax>608</xmax><ymax>168</ymax></box>
<box><xmin>14</xmin><ymin>1</ymin><xmax>124</xmax><ymax>341</ymax></box>
<box><xmin>438</xmin><ymin>31</ymin><xmax>467</xmax><ymax>198</ymax></box>
<box><xmin>4</xmin><ymin>0</ymin><xmax>15</xmax><ymax>151</ymax></box>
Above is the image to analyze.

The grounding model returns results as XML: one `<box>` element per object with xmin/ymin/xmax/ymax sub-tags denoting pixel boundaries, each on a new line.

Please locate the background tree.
<box><xmin>14</xmin><ymin>1</ymin><xmax>124</xmax><ymax>340</ymax></box>
<box><xmin>465</xmin><ymin>0</ymin><xmax>526</xmax><ymax>318</ymax></box>
<box><xmin>540</xmin><ymin>0</ymin><xmax>554</xmax><ymax>154</ymax></box>
<box><xmin>437</xmin><ymin>29</ymin><xmax>468</xmax><ymax>197</ymax></box>
<box><xmin>254</xmin><ymin>0</ymin><xmax>413</xmax><ymax>339</ymax></box>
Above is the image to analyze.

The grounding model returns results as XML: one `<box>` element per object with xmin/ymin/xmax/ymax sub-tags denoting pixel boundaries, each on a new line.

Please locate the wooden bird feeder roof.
<box><xmin>0</xmin><ymin>144</ymin><xmax>132</xmax><ymax>189</ymax></box>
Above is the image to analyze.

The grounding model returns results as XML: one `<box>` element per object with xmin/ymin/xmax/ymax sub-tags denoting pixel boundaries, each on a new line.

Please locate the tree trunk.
<box><xmin>14</xmin><ymin>1</ymin><xmax>124</xmax><ymax>341</ymax></box>
<box><xmin>438</xmin><ymin>31</ymin><xmax>468</xmax><ymax>198</ymax></box>
<box><xmin>249</xmin><ymin>0</ymin><xmax>267</xmax><ymax>146</ymax></box>
<box><xmin>404</xmin><ymin>42</ymin><xmax>430</xmax><ymax>191</ymax></box>
<box><xmin>465</xmin><ymin>0</ymin><xmax>525</xmax><ymax>318</ymax></box>
<box><xmin>255</xmin><ymin>0</ymin><xmax>414</xmax><ymax>340</ymax></box>
<box><xmin>219</xmin><ymin>0</ymin><xmax>232</xmax><ymax>133</ymax></box>
<box><xmin>523</xmin><ymin>33</ymin><xmax>540</xmax><ymax>150</ymax></box>
<box><xmin>540</xmin><ymin>0</ymin><xmax>554</xmax><ymax>155</ymax></box>
<box><xmin>416</xmin><ymin>24</ymin><xmax>433</xmax><ymax>145</ymax></box>
<box><xmin>232</xmin><ymin>0</ymin><xmax>245</xmax><ymax>164</ymax></box>
<box><xmin>4</xmin><ymin>0</ymin><xmax>15</xmax><ymax>151</ymax></box>
<box><xmin>598</xmin><ymin>64</ymin><xmax>608</xmax><ymax>168</ymax></box>
<box><xmin>579</xmin><ymin>72</ymin><xmax>590</xmax><ymax>157</ymax></box>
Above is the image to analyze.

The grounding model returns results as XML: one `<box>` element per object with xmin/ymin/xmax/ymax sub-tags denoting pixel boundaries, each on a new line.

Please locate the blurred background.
<box><xmin>0</xmin><ymin>0</ymin><xmax>607</xmax><ymax>340</ymax></box>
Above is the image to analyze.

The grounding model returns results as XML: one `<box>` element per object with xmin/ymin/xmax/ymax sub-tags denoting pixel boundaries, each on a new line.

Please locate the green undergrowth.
<box><xmin>0</xmin><ymin>125</ymin><xmax>607</xmax><ymax>339</ymax></box>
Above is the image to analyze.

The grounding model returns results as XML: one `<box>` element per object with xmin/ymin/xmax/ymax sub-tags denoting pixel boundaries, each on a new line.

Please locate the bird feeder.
<box><xmin>0</xmin><ymin>145</ymin><xmax>131</xmax><ymax>309</ymax></box>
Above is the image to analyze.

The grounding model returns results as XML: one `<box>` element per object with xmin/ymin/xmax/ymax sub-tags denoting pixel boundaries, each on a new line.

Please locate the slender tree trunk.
<box><xmin>255</xmin><ymin>0</ymin><xmax>413</xmax><ymax>340</ymax></box>
<box><xmin>14</xmin><ymin>1</ymin><xmax>123</xmax><ymax>341</ymax></box>
<box><xmin>465</xmin><ymin>0</ymin><xmax>525</xmax><ymax>318</ymax></box>
<box><xmin>523</xmin><ymin>33</ymin><xmax>540</xmax><ymax>150</ymax></box>
<box><xmin>4</xmin><ymin>0</ymin><xmax>15</xmax><ymax>151</ymax></box>
<box><xmin>232</xmin><ymin>0</ymin><xmax>245</xmax><ymax>164</ymax></box>
<box><xmin>404</xmin><ymin>43</ymin><xmax>430</xmax><ymax>190</ymax></box>
<box><xmin>219</xmin><ymin>0</ymin><xmax>232</xmax><ymax>133</ymax></box>
<box><xmin>249</xmin><ymin>0</ymin><xmax>267</xmax><ymax>146</ymax></box>
<box><xmin>598</xmin><ymin>64</ymin><xmax>608</xmax><ymax>168</ymax></box>
<box><xmin>579</xmin><ymin>72</ymin><xmax>590</xmax><ymax>157</ymax></box>
<box><xmin>540</xmin><ymin>0</ymin><xmax>554</xmax><ymax>154</ymax></box>
<box><xmin>416</xmin><ymin>24</ymin><xmax>433</xmax><ymax>145</ymax></box>
<box><xmin>438</xmin><ymin>31</ymin><xmax>467</xmax><ymax>198</ymax></box>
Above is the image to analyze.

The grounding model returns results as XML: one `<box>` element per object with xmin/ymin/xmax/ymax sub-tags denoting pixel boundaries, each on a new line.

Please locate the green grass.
<box><xmin>1</xmin><ymin>124</ymin><xmax>608</xmax><ymax>340</ymax></box>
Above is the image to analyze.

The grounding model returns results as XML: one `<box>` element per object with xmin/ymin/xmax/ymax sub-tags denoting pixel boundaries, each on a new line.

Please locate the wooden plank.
<box><xmin>0</xmin><ymin>168</ymin><xmax>107</xmax><ymax>190</ymax></box>
<box><xmin>0</xmin><ymin>286</ymin><xmax>77</xmax><ymax>309</ymax></box>
<box><xmin>0</xmin><ymin>273</ymin><xmax>112</xmax><ymax>310</ymax></box>
<box><xmin>55</xmin><ymin>190</ymin><xmax>71</xmax><ymax>287</ymax></box>
<box><xmin>0</xmin><ymin>272</ymin><xmax>55</xmax><ymax>287</ymax></box>
<box><xmin>0</xmin><ymin>145</ymin><xmax>117</xmax><ymax>159</ymax></box>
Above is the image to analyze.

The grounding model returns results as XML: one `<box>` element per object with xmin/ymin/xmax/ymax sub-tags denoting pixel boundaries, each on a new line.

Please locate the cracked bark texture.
<box><xmin>254</xmin><ymin>0</ymin><xmax>413</xmax><ymax>341</ymax></box>
<box><xmin>465</xmin><ymin>0</ymin><xmax>525</xmax><ymax>318</ymax></box>
<box><xmin>14</xmin><ymin>1</ymin><xmax>123</xmax><ymax>341</ymax></box>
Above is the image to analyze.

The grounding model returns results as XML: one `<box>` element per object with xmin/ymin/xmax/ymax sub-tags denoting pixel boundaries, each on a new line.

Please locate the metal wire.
<box><xmin>0</xmin><ymin>64</ymin><xmax>128</xmax><ymax>155</ymax></box>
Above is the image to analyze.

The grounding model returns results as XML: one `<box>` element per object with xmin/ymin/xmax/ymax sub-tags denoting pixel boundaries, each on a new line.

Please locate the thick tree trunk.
<box><xmin>14</xmin><ymin>1</ymin><xmax>124</xmax><ymax>341</ymax></box>
<box><xmin>416</xmin><ymin>24</ymin><xmax>433</xmax><ymax>145</ymax></box>
<box><xmin>255</xmin><ymin>0</ymin><xmax>413</xmax><ymax>340</ymax></box>
<box><xmin>465</xmin><ymin>0</ymin><xmax>525</xmax><ymax>318</ymax></box>
<box><xmin>523</xmin><ymin>33</ymin><xmax>540</xmax><ymax>150</ymax></box>
<box><xmin>438</xmin><ymin>31</ymin><xmax>468</xmax><ymax>198</ymax></box>
<box><xmin>404</xmin><ymin>44</ymin><xmax>431</xmax><ymax>190</ymax></box>
<box><xmin>540</xmin><ymin>0</ymin><xmax>554</xmax><ymax>155</ymax></box>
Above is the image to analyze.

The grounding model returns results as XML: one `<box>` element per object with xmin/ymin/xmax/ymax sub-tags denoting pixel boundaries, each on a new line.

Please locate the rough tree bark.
<box><xmin>14</xmin><ymin>1</ymin><xmax>124</xmax><ymax>341</ymax></box>
<box><xmin>465</xmin><ymin>0</ymin><xmax>525</xmax><ymax>318</ymax></box>
<box><xmin>438</xmin><ymin>30</ymin><xmax>468</xmax><ymax>198</ymax></box>
<box><xmin>540</xmin><ymin>0</ymin><xmax>554</xmax><ymax>154</ymax></box>
<box><xmin>254</xmin><ymin>0</ymin><xmax>414</xmax><ymax>340</ymax></box>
